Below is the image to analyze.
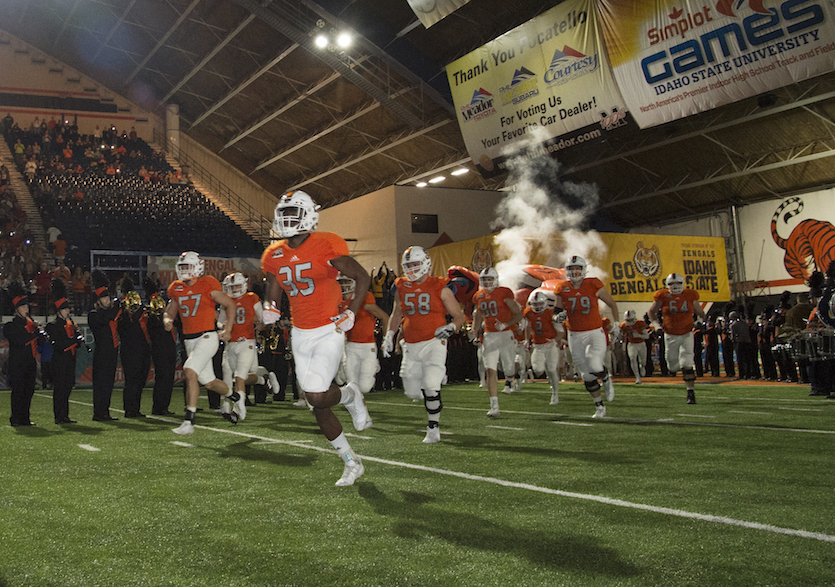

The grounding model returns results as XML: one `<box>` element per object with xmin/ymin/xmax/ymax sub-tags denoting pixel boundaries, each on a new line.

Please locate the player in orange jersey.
<box><xmin>553</xmin><ymin>255</ymin><xmax>619</xmax><ymax>419</ymax></box>
<box><xmin>648</xmin><ymin>273</ymin><xmax>706</xmax><ymax>404</ymax></box>
<box><xmin>261</xmin><ymin>190</ymin><xmax>372</xmax><ymax>486</ymax></box>
<box><xmin>382</xmin><ymin>245</ymin><xmax>466</xmax><ymax>443</ymax></box>
<box><xmin>337</xmin><ymin>273</ymin><xmax>389</xmax><ymax>394</ymax></box>
<box><xmin>218</xmin><ymin>272</ymin><xmax>273</xmax><ymax>414</ymax></box>
<box><xmin>163</xmin><ymin>251</ymin><xmax>242</xmax><ymax>434</ymax></box>
<box><xmin>620</xmin><ymin>310</ymin><xmax>651</xmax><ymax>384</ymax></box>
<box><xmin>471</xmin><ymin>267</ymin><xmax>522</xmax><ymax>418</ymax></box>
<box><xmin>523</xmin><ymin>288</ymin><xmax>562</xmax><ymax>405</ymax></box>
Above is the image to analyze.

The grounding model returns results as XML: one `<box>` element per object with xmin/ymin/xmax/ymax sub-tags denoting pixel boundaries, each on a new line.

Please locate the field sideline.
<box><xmin>1</xmin><ymin>379</ymin><xmax>833</xmax><ymax>587</ymax></box>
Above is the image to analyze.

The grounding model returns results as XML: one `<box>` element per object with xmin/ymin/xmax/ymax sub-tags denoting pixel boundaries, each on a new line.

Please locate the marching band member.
<box><xmin>4</xmin><ymin>281</ymin><xmax>41</xmax><ymax>426</ymax></box>
<box><xmin>88</xmin><ymin>270</ymin><xmax>121</xmax><ymax>421</ymax></box>
<box><xmin>118</xmin><ymin>277</ymin><xmax>151</xmax><ymax>418</ymax></box>
<box><xmin>46</xmin><ymin>279</ymin><xmax>81</xmax><ymax>424</ymax></box>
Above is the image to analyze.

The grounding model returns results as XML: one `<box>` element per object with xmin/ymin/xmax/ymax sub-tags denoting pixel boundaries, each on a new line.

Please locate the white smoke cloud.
<box><xmin>493</xmin><ymin>126</ymin><xmax>608</xmax><ymax>289</ymax></box>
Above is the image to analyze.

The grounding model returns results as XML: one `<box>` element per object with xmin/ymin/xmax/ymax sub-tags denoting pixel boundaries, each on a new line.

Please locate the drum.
<box><xmin>811</xmin><ymin>328</ymin><xmax>835</xmax><ymax>360</ymax></box>
<box><xmin>789</xmin><ymin>333</ymin><xmax>813</xmax><ymax>361</ymax></box>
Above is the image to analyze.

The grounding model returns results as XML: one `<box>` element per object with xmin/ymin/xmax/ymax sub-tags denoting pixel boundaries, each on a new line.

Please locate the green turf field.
<box><xmin>1</xmin><ymin>380</ymin><xmax>833</xmax><ymax>587</ymax></box>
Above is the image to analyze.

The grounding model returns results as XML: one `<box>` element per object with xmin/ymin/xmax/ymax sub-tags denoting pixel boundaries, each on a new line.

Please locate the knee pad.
<box><xmin>683</xmin><ymin>368</ymin><xmax>696</xmax><ymax>382</ymax></box>
<box><xmin>590</xmin><ymin>369</ymin><xmax>608</xmax><ymax>381</ymax></box>
<box><xmin>584</xmin><ymin>380</ymin><xmax>601</xmax><ymax>394</ymax></box>
<box><xmin>422</xmin><ymin>389</ymin><xmax>442</xmax><ymax>414</ymax></box>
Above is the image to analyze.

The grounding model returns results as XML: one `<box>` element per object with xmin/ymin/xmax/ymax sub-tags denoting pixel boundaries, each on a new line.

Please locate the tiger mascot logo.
<box><xmin>633</xmin><ymin>241</ymin><xmax>661</xmax><ymax>278</ymax></box>
<box><xmin>471</xmin><ymin>243</ymin><xmax>493</xmax><ymax>273</ymax></box>
<box><xmin>771</xmin><ymin>196</ymin><xmax>835</xmax><ymax>281</ymax></box>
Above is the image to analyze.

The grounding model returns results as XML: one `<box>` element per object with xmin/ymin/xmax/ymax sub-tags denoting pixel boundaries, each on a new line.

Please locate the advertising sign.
<box><xmin>596</xmin><ymin>0</ymin><xmax>835</xmax><ymax>128</ymax></box>
<box><xmin>445</xmin><ymin>0</ymin><xmax>634</xmax><ymax>176</ymax></box>
<box><xmin>148</xmin><ymin>255</ymin><xmax>262</xmax><ymax>287</ymax></box>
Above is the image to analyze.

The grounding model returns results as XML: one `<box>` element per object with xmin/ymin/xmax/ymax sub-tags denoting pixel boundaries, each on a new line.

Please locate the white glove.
<box><xmin>434</xmin><ymin>323</ymin><xmax>457</xmax><ymax>340</ymax></box>
<box><xmin>610</xmin><ymin>323</ymin><xmax>620</xmax><ymax>340</ymax></box>
<box><xmin>262</xmin><ymin>302</ymin><xmax>282</xmax><ymax>325</ymax></box>
<box><xmin>553</xmin><ymin>311</ymin><xmax>567</xmax><ymax>324</ymax></box>
<box><xmin>381</xmin><ymin>331</ymin><xmax>395</xmax><ymax>358</ymax></box>
<box><xmin>494</xmin><ymin>321</ymin><xmax>507</xmax><ymax>331</ymax></box>
<box><xmin>467</xmin><ymin>329</ymin><xmax>478</xmax><ymax>342</ymax></box>
<box><xmin>331</xmin><ymin>308</ymin><xmax>355</xmax><ymax>333</ymax></box>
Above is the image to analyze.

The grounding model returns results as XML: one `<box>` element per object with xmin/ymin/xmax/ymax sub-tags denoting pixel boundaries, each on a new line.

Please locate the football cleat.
<box><xmin>486</xmin><ymin>406</ymin><xmax>500</xmax><ymax>418</ymax></box>
<box><xmin>550</xmin><ymin>389</ymin><xmax>559</xmax><ymax>405</ymax></box>
<box><xmin>593</xmin><ymin>405</ymin><xmax>606</xmax><ymax>419</ymax></box>
<box><xmin>422</xmin><ymin>426</ymin><xmax>441</xmax><ymax>444</ymax></box>
<box><xmin>293</xmin><ymin>398</ymin><xmax>308</xmax><ymax>407</ymax></box>
<box><xmin>231</xmin><ymin>391</ymin><xmax>246</xmax><ymax>421</ymax></box>
<box><xmin>687</xmin><ymin>391</ymin><xmax>696</xmax><ymax>404</ymax></box>
<box><xmin>605</xmin><ymin>378</ymin><xmax>615</xmax><ymax>402</ymax></box>
<box><xmin>335</xmin><ymin>457</ymin><xmax>364</xmax><ymax>487</ymax></box>
<box><xmin>172</xmin><ymin>421</ymin><xmax>195</xmax><ymax>435</ymax></box>
<box><xmin>343</xmin><ymin>382</ymin><xmax>372</xmax><ymax>431</ymax></box>
<box><xmin>501</xmin><ymin>383</ymin><xmax>514</xmax><ymax>394</ymax></box>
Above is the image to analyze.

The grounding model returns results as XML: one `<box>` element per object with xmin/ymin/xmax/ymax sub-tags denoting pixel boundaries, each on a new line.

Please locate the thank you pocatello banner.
<box><xmin>428</xmin><ymin>231</ymin><xmax>729</xmax><ymax>302</ymax></box>
<box><xmin>596</xmin><ymin>0</ymin><xmax>835</xmax><ymax>128</ymax></box>
<box><xmin>445</xmin><ymin>0</ymin><xmax>634</xmax><ymax>177</ymax></box>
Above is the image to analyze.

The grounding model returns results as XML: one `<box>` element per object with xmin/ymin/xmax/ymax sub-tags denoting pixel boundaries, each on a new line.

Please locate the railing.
<box><xmin>153</xmin><ymin>129</ymin><xmax>273</xmax><ymax>245</ymax></box>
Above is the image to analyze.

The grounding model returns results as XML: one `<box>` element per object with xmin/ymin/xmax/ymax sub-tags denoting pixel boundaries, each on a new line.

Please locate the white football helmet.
<box><xmin>666</xmin><ymin>273</ymin><xmax>685</xmax><ymax>295</ymax></box>
<box><xmin>528</xmin><ymin>288</ymin><xmax>556</xmax><ymax>313</ymax></box>
<box><xmin>401</xmin><ymin>246</ymin><xmax>431</xmax><ymax>282</ymax></box>
<box><xmin>624</xmin><ymin>310</ymin><xmax>637</xmax><ymax>324</ymax></box>
<box><xmin>223</xmin><ymin>272</ymin><xmax>247</xmax><ymax>298</ymax></box>
<box><xmin>273</xmin><ymin>190</ymin><xmax>320</xmax><ymax>238</ymax></box>
<box><xmin>176</xmin><ymin>251</ymin><xmax>204</xmax><ymax>281</ymax></box>
<box><xmin>337</xmin><ymin>274</ymin><xmax>356</xmax><ymax>298</ymax></box>
<box><xmin>565</xmin><ymin>255</ymin><xmax>587</xmax><ymax>287</ymax></box>
<box><xmin>479</xmin><ymin>267</ymin><xmax>499</xmax><ymax>292</ymax></box>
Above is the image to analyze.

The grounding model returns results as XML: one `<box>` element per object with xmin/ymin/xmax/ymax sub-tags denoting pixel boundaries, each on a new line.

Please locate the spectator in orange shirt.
<box><xmin>52</xmin><ymin>237</ymin><xmax>67</xmax><ymax>263</ymax></box>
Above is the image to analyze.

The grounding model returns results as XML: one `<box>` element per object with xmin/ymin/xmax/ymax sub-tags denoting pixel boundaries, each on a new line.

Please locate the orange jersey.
<box><xmin>395</xmin><ymin>276</ymin><xmax>449</xmax><ymax>343</ymax></box>
<box><xmin>168</xmin><ymin>275</ymin><xmax>222</xmax><ymax>335</ymax></box>
<box><xmin>261</xmin><ymin>232</ymin><xmax>348</xmax><ymax>330</ymax></box>
<box><xmin>654</xmin><ymin>288</ymin><xmax>700</xmax><ymax>335</ymax></box>
<box><xmin>473</xmin><ymin>286</ymin><xmax>516</xmax><ymax>332</ymax></box>
<box><xmin>524</xmin><ymin>306</ymin><xmax>557</xmax><ymax>344</ymax></box>
<box><xmin>554</xmin><ymin>278</ymin><xmax>604</xmax><ymax>332</ymax></box>
<box><xmin>621</xmin><ymin>320</ymin><xmax>649</xmax><ymax>344</ymax></box>
<box><xmin>347</xmin><ymin>292</ymin><xmax>378</xmax><ymax>344</ymax></box>
<box><xmin>228</xmin><ymin>292</ymin><xmax>260</xmax><ymax>341</ymax></box>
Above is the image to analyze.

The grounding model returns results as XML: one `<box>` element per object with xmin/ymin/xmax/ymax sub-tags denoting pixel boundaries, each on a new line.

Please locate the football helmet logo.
<box><xmin>565</xmin><ymin>255</ymin><xmax>587</xmax><ymax>287</ymax></box>
<box><xmin>666</xmin><ymin>273</ymin><xmax>685</xmax><ymax>295</ymax></box>
<box><xmin>176</xmin><ymin>251</ymin><xmax>204</xmax><ymax>281</ymax></box>
<box><xmin>479</xmin><ymin>267</ymin><xmax>499</xmax><ymax>292</ymax></box>
<box><xmin>401</xmin><ymin>246</ymin><xmax>432</xmax><ymax>282</ymax></box>
<box><xmin>273</xmin><ymin>190</ymin><xmax>320</xmax><ymax>238</ymax></box>
<box><xmin>223</xmin><ymin>272</ymin><xmax>247</xmax><ymax>298</ymax></box>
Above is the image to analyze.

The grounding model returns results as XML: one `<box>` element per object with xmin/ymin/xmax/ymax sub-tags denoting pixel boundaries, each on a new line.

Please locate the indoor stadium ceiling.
<box><xmin>2</xmin><ymin>0</ymin><xmax>835</xmax><ymax>230</ymax></box>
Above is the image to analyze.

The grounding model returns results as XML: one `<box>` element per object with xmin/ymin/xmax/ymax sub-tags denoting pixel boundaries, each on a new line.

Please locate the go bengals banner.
<box><xmin>596</xmin><ymin>0</ymin><xmax>835</xmax><ymax>128</ymax></box>
<box><xmin>148</xmin><ymin>255</ymin><xmax>262</xmax><ymax>287</ymax></box>
<box><xmin>428</xmin><ymin>231</ymin><xmax>729</xmax><ymax>302</ymax></box>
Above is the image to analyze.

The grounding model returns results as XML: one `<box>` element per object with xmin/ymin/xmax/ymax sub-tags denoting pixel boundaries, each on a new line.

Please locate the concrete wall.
<box><xmin>319</xmin><ymin>185</ymin><xmax>507</xmax><ymax>272</ymax></box>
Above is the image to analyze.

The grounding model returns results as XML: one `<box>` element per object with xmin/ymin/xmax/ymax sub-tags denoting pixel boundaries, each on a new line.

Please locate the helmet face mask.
<box><xmin>337</xmin><ymin>274</ymin><xmax>356</xmax><ymax>298</ymax></box>
<box><xmin>564</xmin><ymin>255</ymin><xmax>587</xmax><ymax>286</ymax></box>
<box><xmin>223</xmin><ymin>272</ymin><xmax>247</xmax><ymax>298</ymax></box>
<box><xmin>273</xmin><ymin>190</ymin><xmax>320</xmax><ymax>238</ymax></box>
<box><xmin>176</xmin><ymin>251</ymin><xmax>204</xmax><ymax>281</ymax></box>
<box><xmin>479</xmin><ymin>267</ymin><xmax>498</xmax><ymax>292</ymax></box>
<box><xmin>624</xmin><ymin>310</ymin><xmax>636</xmax><ymax>324</ymax></box>
<box><xmin>666</xmin><ymin>273</ymin><xmax>685</xmax><ymax>295</ymax></box>
<box><xmin>528</xmin><ymin>288</ymin><xmax>555</xmax><ymax>313</ymax></box>
<box><xmin>401</xmin><ymin>246</ymin><xmax>431</xmax><ymax>282</ymax></box>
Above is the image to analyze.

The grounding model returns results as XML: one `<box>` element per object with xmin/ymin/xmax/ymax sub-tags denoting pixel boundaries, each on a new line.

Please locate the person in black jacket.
<box><xmin>117</xmin><ymin>278</ymin><xmax>151</xmax><ymax>418</ymax></box>
<box><xmin>88</xmin><ymin>270</ymin><xmax>121</xmax><ymax>421</ymax></box>
<box><xmin>145</xmin><ymin>277</ymin><xmax>177</xmax><ymax>416</ymax></box>
<box><xmin>46</xmin><ymin>279</ymin><xmax>80</xmax><ymax>424</ymax></box>
<box><xmin>3</xmin><ymin>281</ymin><xmax>41</xmax><ymax>426</ymax></box>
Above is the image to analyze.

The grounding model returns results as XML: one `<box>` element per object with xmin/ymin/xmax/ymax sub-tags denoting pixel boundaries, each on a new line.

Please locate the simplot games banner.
<box><xmin>596</xmin><ymin>0</ymin><xmax>835</xmax><ymax>128</ymax></box>
<box><xmin>445</xmin><ymin>0</ymin><xmax>634</xmax><ymax>176</ymax></box>
<box><xmin>428</xmin><ymin>231</ymin><xmax>729</xmax><ymax>302</ymax></box>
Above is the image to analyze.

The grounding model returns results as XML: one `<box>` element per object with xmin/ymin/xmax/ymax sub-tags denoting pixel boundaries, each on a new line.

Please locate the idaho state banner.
<box><xmin>445</xmin><ymin>0</ymin><xmax>634</xmax><ymax>177</ymax></box>
<box><xmin>596</xmin><ymin>0</ymin><xmax>835</xmax><ymax>128</ymax></box>
<box><xmin>428</xmin><ymin>231</ymin><xmax>729</xmax><ymax>302</ymax></box>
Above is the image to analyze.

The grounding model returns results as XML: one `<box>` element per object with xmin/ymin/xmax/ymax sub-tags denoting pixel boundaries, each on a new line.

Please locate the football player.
<box><xmin>261</xmin><ymin>190</ymin><xmax>372</xmax><ymax>487</ymax></box>
<box><xmin>338</xmin><ymin>273</ymin><xmax>389</xmax><ymax>394</ymax></box>
<box><xmin>164</xmin><ymin>251</ymin><xmax>243</xmax><ymax>434</ymax></box>
<box><xmin>620</xmin><ymin>310</ymin><xmax>650</xmax><ymax>384</ymax></box>
<box><xmin>523</xmin><ymin>288</ymin><xmax>562</xmax><ymax>405</ymax></box>
<box><xmin>218</xmin><ymin>272</ymin><xmax>273</xmax><ymax>414</ymax></box>
<box><xmin>648</xmin><ymin>273</ymin><xmax>706</xmax><ymax>404</ymax></box>
<box><xmin>553</xmin><ymin>256</ymin><xmax>619</xmax><ymax>419</ymax></box>
<box><xmin>471</xmin><ymin>267</ymin><xmax>523</xmax><ymax>417</ymax></box>
<box><xmin>382</xmin><ymin>245</ymin><xmax>466</xmax><ymax>443</ymax></box>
